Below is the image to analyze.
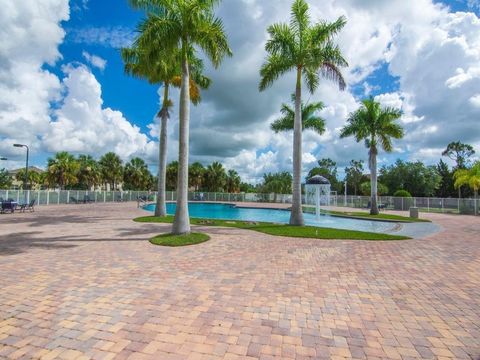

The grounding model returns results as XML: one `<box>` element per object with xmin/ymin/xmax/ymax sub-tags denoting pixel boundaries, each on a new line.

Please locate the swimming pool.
<box><xmin>143</xmin><ymin>202</ymin><xmax>399</xmax><ymax>234</ymax></box>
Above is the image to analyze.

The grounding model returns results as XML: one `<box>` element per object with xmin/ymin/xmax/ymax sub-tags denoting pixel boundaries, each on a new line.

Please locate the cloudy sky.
<box><xmin>0</xmin><ymin>0</ymin><xmax>479</xmax><ymax>183</ymax></box>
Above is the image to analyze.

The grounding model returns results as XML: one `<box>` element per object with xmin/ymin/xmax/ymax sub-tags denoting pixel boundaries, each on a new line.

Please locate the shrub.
<box><xmin>360</xmin><ymin>181</ymin><xmax>388</xmax><ymax>196</ymax></box>
<box><xmin>393</xmin><ymin>189</ymin><xmax>412</xmax><ymax>197</ymax></box>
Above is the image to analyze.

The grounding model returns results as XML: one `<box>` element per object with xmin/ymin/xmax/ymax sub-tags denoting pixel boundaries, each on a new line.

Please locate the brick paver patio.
<box><xmin>0</xmin><ymin>203</ymin><xmax>479</xmax><ymax>359</ymax></box>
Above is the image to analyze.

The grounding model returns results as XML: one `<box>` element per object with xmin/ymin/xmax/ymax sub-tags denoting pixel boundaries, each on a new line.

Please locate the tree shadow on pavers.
<box><xmin>0</xmin><ymin>232</ymin><xmax>81</xmax><ymax>256</ymax></box>
<box><xmin>0</xmin><ymin>214</ymin><xmax>107</xmax><ymax>228</ymax></box>
<box><xmin>117</xmin><ymin>224</ymin><xmax>172</xmax><ymax>239</ymax></box>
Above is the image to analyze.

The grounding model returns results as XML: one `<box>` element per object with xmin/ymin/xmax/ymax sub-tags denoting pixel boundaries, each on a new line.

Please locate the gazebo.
<box><xmin>304</xmin><ymin>175</ymin><xmax>331</xmax><ymax>219</ymax></box>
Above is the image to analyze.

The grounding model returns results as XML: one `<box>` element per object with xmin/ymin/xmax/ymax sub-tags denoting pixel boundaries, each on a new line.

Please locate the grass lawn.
<box><xmin>150</xmin><ymin>232</ymin><xmax>210</xmax><ymax>247</ymax></box>
<box><xmin>135</xmin><ymin>216</ymin><xmax>410</xmax><ymax>241</ymax></box>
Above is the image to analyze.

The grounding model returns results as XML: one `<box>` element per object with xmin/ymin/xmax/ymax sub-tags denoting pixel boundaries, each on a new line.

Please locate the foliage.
<box><xmin>204</xmin><ymin>161</ymin><xmax>227</xmax><ymax>192</ymax></box>
<box><xmin>225</xmin><ymin>169</ymin><xmax>241</xmax><ymax>193</ymax></box>
<box><xmin>393</xmin><ymin>189</ymin><xmax>412</xmax><ymax>198</ymax></box>
<box><xmin>435</xmin><ymin>159</ymin><xmax>455</xmax><ymax>198</ymax></box>
<box><xmin>166</xmin><ymin>161</ymin><xmax>178</xmax><ymax>191</ymax></box>
<box><xmin>77</xmin><ymin>155</ymin><xmax>100</xmax><ymax>190</ymax></box>
<box><xmin>454</xmin><ymin>161</ymin><xmax>480</xmax><ymax>196</ymax></box>
<box><xmin>442</xmin><ymin>141</ymin><xmax>475</xmax><ymax>169</ymax></box>
<box><xmin>150</xmin><ymin>232</ymin><xmax>210</xmax><ymax>247</ymax></box>
<box><xmin>271</xmin><ymin>94</ymin><xmax>325</xmax><ymax>135</ymax></box>
<box><xmin>344</xmin><ymin>160</ymin><xmax>364</xmax><ymax>195</ymax></box>
<box><xmin>47</xmin><ymin>152</ymin><xmax>80</xmax><ymax>190</ymax></box>
<box><xmin>188</xmin><ymin>162</ymin><xmax>205</xmax><ymax>191</ymax></box>
<box><xmin>360</xmin><ymin>181</ymin><xmax>388</xmax><ymax>196</ymax></box>
<box><xmin>240</xmin><ymin>182</ymin><xmax>257</xmax><ymax>193</ymax></box>
<box><xmin>260</xmin><ymin>172</ymin><xmax>292</xmax><ymax>194</ymax></box>
<box><xmin>307</xmin><ymin>158</ymin><xmax>340</xmax><ymax>191</ymax></box>
<box><xmin>135</xmin><ymin>216</ymin><xmax>409</xmax><ymax>241</ymax></box>
<box><xmin>124</xmin><ymin>157</ymin><xmax>153</xmax><ymax>190</ymax></box>
<box><xmin>0</xmin><ymin>169</ymin><xmax>12</xmax><ymax>189</ymax></box>
<box><xmin>379</xmin><ymin>160</ymin><xmax>441</xmax><ymax>197</ymax></box>
<box><xmin>98</xmin><ymin>152</ymin><xmax>123</xmax><ymax>190</ymax></box>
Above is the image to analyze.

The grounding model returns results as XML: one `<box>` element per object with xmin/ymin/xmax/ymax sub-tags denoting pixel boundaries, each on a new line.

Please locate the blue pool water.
<box><xmin>143</xmin><ymin>202</ymin><xmax>398</xmax><ymax>233</ymax></box>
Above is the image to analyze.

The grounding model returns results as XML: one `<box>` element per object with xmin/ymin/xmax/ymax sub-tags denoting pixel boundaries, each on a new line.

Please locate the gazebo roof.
<box><xmin>306</xmin><ymin>175</ymin><xmax>330</xmax><ymax>185</ymax></box>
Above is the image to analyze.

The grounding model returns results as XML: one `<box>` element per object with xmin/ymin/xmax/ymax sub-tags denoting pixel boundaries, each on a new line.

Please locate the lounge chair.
<box><xmin>18</xmin><ymin>199</ymin><xmax>35</xmax><ymax>213</ymax></box>
<box><xmin>83</xmin><ymin>195</ymin><xmax>94</xmax><ymax>203</ymax></box>
<box><xmin>1</xmin><ymin>201</ymin><xmax>15</xmax><ymax>214</ymax></box>
<box><xmin>69</xmin><ymin>196</ymin><xmax>79</xmax><ymax>204</ymax></box>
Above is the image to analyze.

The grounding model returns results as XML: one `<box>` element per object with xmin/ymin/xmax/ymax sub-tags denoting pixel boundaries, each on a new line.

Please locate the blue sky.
<box><xmin>1</xmin><ymin>0</ymin><xmax>479</xmax><ymax>183</ymax></box>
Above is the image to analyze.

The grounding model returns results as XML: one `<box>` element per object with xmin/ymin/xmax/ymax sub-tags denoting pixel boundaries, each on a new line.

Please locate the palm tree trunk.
<box><xmin>369</xmin><ymin>147</ymin><xmax>379</xmax><ymax>215</ymax></box>
<box><xmin>155</xmin><ymin>84</ymin><xmax>169</xmax><ymax>217</ymax></box>
<box><xmin>172</xmin><ymin>45</ymin><xmax>191</xmax><ymax>235</ymax></box>
<box><xmin>289</xmin><ymin>67</ymin><xmax>305</xmax><ymax>225</ymax></box>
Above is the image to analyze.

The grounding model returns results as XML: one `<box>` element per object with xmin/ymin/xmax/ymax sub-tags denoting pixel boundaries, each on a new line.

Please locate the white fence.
<box><xmin>0</xmin><ymin>189</ymin><xmax>478</xmax><ymax>215</ymax></box>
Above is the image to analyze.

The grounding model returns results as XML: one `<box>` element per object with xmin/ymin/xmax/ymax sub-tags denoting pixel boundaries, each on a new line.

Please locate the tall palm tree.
<box><xmin>98</xmin><ymin>152</ymin><xmax>123</xmax><ymax>191</ymax></box>
<box><xmin>77</xmin><ymin>155</ymin><xmax>100</xmax><ymax>190</ymax></box>
<box><xmin>47</xmin><ymin>152</ymin><xmax>80</xmax><ymax>190</ymax></box>
<box><xmin>166</xmin><ymin>161</ymin><xmax>179</xmax><ymax>191</ymax></box>
<box><xmin>204</xmin><ymin>161</ymin><xmax>227</xmax><ymax>192</ymax></box>
<box><xmin>225</xmin><ymin>169</ymin><xmax>241</xmax><ymax>193</ymax></box>
<box><xmin>454</xmin><ymin>161</ymin><xmax>480</xmax><ymax>215</ymax></box>
<box><xmin>122</xmin><ymin>22</ymin><xmax>211</xmax><ymax>217</ymax></box>
<box><xmin>259</xmin><ymin>0</ymin><xmax>347</xmax><ymax>225</ymax></box>
<box><xmin>130</xmin><ymin>0</ymin><xmax>232</xmax><ymax>235</ymax></box>
<box><xmin>340</xmin><ymin>98</ymin><xmax>404</xmax><ymax>215</ymax></box>
<box><xmin>271</xmin><ymin>94</ymin><xmax>326</xmax><ymax>135</ymax></box>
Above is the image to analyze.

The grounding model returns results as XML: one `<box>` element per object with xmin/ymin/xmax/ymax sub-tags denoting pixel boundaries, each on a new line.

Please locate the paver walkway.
<box><xmin>0</xmin><ymin>203</ymin><xmax>479</xmax><ymax>359</ymax></box>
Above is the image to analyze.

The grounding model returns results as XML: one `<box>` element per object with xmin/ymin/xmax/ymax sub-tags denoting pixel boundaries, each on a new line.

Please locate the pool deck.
<box><xmin>0</xmin><ymin>202</ymin><xmax>479</xmax><ymax>359</ymax></box>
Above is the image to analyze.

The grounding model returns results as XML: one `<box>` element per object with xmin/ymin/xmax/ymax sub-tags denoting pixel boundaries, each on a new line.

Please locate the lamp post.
<box><xmin>13</xmin><ymin>144</ymin><xmax>29</xmax><ymax>191</ymax></box>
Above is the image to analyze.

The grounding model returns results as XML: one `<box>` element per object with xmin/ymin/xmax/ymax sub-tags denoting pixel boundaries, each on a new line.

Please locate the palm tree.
<box><xmin>340</xmin><ymin>98</ymin><xmax>404</xmax><ymax>215</ymax></box>
<box><xmin>259</xmin><ymin>0</ymin><xmax>347</xmax><ymax>225</ymax></box>
<box><xmin>204</xmin><ymin>162</ymin><xmax>227</xmax><ymax>192</ymax></box>
<box><xmin>189</xmin><ymin>162</ymin><xmax>205</xmax><ymax>191</ymax></box>
<box><xmin>130</xmin><ymin>0</ymin><xmax>232</xmax><ymax>235</ymax></box>
<box><xmin>77</xmin><ymin>155</ymin><xmax>100</xmax><ymax>190</ymax></box>
<box><xmin>226</xmin><ymin>169</ymin><xmax>241</xmax><ymax>193</ymax></box>
<box><xmin>271</xmin><ymin>94</ymin><xmax>326</xmax><ymax>135</ymax></box>
<box><xmin>124</xmin><ymin>157</ymin><xmax>152</xmax><ymax>190</ymax></box>
<box><xmin>98</xmin><ymin>152</ymin><xmax>123</xmax><ymax>191</ymax></box>
<box><xmin>454</xmin><ymin>161</ymin><xmax>480</xmax><ymax>215</ymax></box>
<box><xmin>47</xmin><ymin>152</ymin><xmax>80</xmax><ymax>190</ymax></box>
<box><xmin>166</xmin><ymin>161</ymin><xmax>179</xmax><ymax>191</ymax></box>
<box><xmin>122</xmin><ymin>20</ymin><xmax>211</xmax><ymax>217</ymax></box>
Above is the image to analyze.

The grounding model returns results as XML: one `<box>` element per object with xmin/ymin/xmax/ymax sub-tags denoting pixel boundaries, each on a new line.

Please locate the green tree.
<box><xmin>379</xmin><ymin>160</ymin><xmax>441</xmax><ymax>197</ymax></box>
<box><xmin>344</xmin><ymin>160</ymin><xmax>364</xmax><ymax>195</ymax></box>
<box><xmin>239</xmin><ymin>182</ymin><xmax>256</xmax><ymax>193</ymax></box>
<box><xmin>124</xmin><ymin>157</ymin><xmax>152</xmax><ymax>190</ymax></box>
<box><xmin>122</xmin><ymin>19</ymin><xmax>211</xmax><ymax>216</ymax></box>
<box><xmin>259</xmin><ymin>0</ymin><xmax>347</xmax><ymax>225</ymax></box>
<box><xmin>340</xmin><ymin>98</ymin><xmax>404</xmax><ymax>215</ymax></box>
<box><xmin>454</xmin><ymin>161</ymin><xmax>480</xmax><ymax>215</ymax></box>
<box><xmin>204</xmin><ymin>162</ymin><xmax>227</xmax><ymax>192</ymax></box>
<box><xmin>15</xmin><ymin>169</ymin><xmax>40</xmax><ymax>190</ymax></box>
<box><xmin>435</xmin><ymin>159</ymin><xmax>455</xmax><ymax>198</ymax></box>
<box><xmin>98</xmin><ymin>152</ymin><xmax>123</xmax><ymax>191</ymax></box>
<box><xmin>260</xmin><ymin>172</ymin><xmax>293</xmax><ymax>202</ymax></box>
<box><xmin>442</xmin><ymin>141</ymin><xmax>476</xmax><ymax>198</ymax></box>
<box><xmin>226</xmin><ymin>169</ymin><xmax>241</xmax><ymax>193</ymax></box>
<box><xmin>360</xmin><ymin>181</ymin><xmax>388</xmax><ymax>196</ymax></box>
<box><xmin>77</xmin><ymin>155</ymin><xmax>100</xmax><ymax>190</ymax></box>
<box><xmin>47</xmin><ymin>152</ymin><xmax>80</xmax><ymax>190</ymax></box>
<box><xmin>166</xmin><ymin>161</ymin><xmax>179</xmax><ymax>191</ymax></box>
<box><xmin>307</xmin><ymin>158</ymin><xmax>339</xmax><ymax>191</ymax></box>
<box><xmin>189</xmin><ymin>162</ymin><xmax>205</xmax><ymax>191</ymax></box>
<box><xmin>271</xmin><ymin>94</ymin><xmax>326</xmax><ymax>135</ymax></box>
<box><xmin>0</xmin><ymin>169</ymin><xmax>12</xmax><ymax>189</ymax></box>
<box><xmin>130</xmin><ymin>0</ymin><xmax>232</xmax><ymax>235</ymax></box>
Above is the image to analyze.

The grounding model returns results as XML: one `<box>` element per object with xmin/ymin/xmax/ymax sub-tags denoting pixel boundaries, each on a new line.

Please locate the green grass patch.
<box><xmin>135</xmin><ymin>216</ymin><xmax>409</xmax><ymax>241</ymax></box>
<box><xmin>150</xmin><ymin>232</ymin><xmax>210</xmax><ymax>247</ymax></box>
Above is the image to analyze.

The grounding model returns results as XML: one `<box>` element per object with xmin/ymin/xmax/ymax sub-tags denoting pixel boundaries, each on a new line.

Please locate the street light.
<box><xmin>13</xmin><ymin>144</ymin><xmax>29</xmax><ymax>191</ymax></box>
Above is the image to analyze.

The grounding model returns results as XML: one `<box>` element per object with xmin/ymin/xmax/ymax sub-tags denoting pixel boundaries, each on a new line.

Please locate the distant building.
<box><xmin>8</xmin><ymin>166</ymin><xmax>45</xmax><ymax>190</ymax></box>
